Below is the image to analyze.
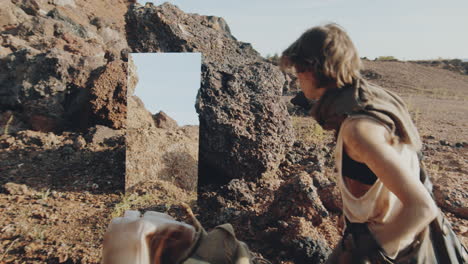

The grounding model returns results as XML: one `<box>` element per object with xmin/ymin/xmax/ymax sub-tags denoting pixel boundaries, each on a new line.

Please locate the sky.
<box><xmin>131</xmin><ymin>53</ymin><xmax>201</xmax><ymax>126</ymax></box>
<box><xmin>136</xmin><ymin>0</ymin><xmax>468</xmax><ymax>60</ymax></box>
<box><xmin>132</xmin><ymin>0</ymin><xmax>468</xmax><ymax>125</ymax></box>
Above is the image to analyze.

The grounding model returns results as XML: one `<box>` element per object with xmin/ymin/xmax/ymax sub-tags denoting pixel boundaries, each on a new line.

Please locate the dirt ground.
<box><xmin>0</xmin><ymin>61</ymin><xmax>467</xmax><ymax>263</ymax></box>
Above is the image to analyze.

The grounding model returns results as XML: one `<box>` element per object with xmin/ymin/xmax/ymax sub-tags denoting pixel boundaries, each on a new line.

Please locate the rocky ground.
<box><xmin>0</xmin><ymin>126</ymin><xmax>125</xmax><ymax>263</ymax></box>
<box><xmin>1</xmin><ymin>94</ymin><xmax>466</xmax><ymax>263</ymax></box>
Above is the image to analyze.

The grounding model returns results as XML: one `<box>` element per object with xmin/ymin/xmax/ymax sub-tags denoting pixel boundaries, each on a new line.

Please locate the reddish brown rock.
<box><xmin>127</xmin><ymin>54</ymin><xmax>139</xmax><ymax>97</ymax></box>
<box><xmin>311</xmin><ymin>171</ymin><xmax>342</xmax><ymax>213</ymax></box>
<box><xmin>0</xmin><ymin>0</ymin><xmax>130</xmax><ymax>132</ymax></box>
<box><xmin>270</xmin><ymin>172</ymin><xmax>328</xmax><ymax>225</ymax></box>
<box><xmin>153</xmin><ymin>111</ymin><xmax>178</xmax><ymax>129</ymax></box>
<box><xmin>125</xmin><ymin>55</ymin><xmax>155</xmax><ymax>129</ymax></box>
<box><xmin>29</xmin><ymin>115</ymin><xmax>58</xmax><ymax>133</ymax></box>
<box><xmin>88</xmin><ymin>61</ymin><xmax>128</xmax><ymax>129</ymax></box>
<box><xmin>197</xmin><ymin>171</ymin><xmax>336</xmax><ymax>263</ymax></box>
<box><xmin>127</xmin><ymin>96</ymin><xmax>155</xmax><ymax>129</ymax></box>
<box><xmin>433</xmin><ymin>173</ymin><xmax>468</xmax><ymax>219</ymax></box>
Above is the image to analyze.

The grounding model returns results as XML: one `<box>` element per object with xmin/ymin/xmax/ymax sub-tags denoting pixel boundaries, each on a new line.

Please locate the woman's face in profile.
<box><xmin>296</xmin><ymin>71</ymin><xmax>326</xmax><ymax>100</ymax></box>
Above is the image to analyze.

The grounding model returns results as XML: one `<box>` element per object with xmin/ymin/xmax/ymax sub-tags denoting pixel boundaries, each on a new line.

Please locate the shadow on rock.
<box><xmin>159</xmin><ymin>151</ymin><xmax>198</xmax><ymax>192</ymax></box>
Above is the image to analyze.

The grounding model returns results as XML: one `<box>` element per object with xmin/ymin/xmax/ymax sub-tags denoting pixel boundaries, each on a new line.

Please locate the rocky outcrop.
<box><xmin>127</xmin><ymin>54</ymin><xmax>139</xmax><ymax>97</ymax></box>
<box><xmin>88</xmin><ymin>60</ymin><xmax>128</xmax><ymax>129</ymax></box>
<box><xmin>126</xmin><ymin>3</ymin><xmax>294</xmax><ymax>186</ymax></box>
<box><xmin>0</xmin><ymin>0</ymin><xmax>131</xmax><ymax>132</ymax></box>
<box><xmin>127</xmin><ymin>96</ymin><xmax>155</xmax><ymax>129</ymax></box>
<box><xmin>270</xmin><ymin>172</ymin><xmax>329</xmax><ymax>225</ymax></box>
<box><xmin>125</xmin><ymin>55</ymin><xmax>156</xmax><ymax>130</ymax></box>
<box><xmin>197</xmin><ymin>170</ymin><xmax>338</xmax><ymax>263</ymax></box>
<box><xmin>153</xmin><ymin>111</ymin><xmax>178</xmax><ymax>129</ymax></box>
<box><xmin>196</xmin><ymin>62</ymin><xmax>293</xmax><ymax>185</ymax></box>
<box><xmin>283</xmin><ymin>71</ymin><xmax>300</xmax><ymax>95</ymax></box>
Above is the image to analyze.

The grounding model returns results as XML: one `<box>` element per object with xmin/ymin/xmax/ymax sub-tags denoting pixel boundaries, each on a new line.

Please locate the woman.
<box><xmin>280</xmin><ymin>24</ymin><xmax>440</xmax><ymax>263</ymax></box>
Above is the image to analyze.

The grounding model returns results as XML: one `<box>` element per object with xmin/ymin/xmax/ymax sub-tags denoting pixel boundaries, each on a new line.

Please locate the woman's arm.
<box><xmin>341</xmin><ymin>118</ymin><xmax>438</xmax><ymax>247</ymax></box>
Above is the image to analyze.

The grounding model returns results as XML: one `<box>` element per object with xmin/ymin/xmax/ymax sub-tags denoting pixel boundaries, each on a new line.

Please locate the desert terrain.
<box><xmin>0</xmin><ymin>1</ymin><xmax>466</xmax><ymax>263</ymax></box>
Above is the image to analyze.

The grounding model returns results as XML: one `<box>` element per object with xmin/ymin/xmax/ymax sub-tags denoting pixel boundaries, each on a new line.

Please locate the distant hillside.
<box><xmin>409</xmin><ymin>59</ymin><xmax>468</xmax><ymax>75</ymax></box>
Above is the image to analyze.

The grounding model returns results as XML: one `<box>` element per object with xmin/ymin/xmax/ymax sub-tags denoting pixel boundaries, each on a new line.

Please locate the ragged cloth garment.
<box><xmin>102</xmin><ymin>210</ymin><xmax>197</xmax><ymax>264</ymax></box>
<box><xmin>102</xmin><ymin>210</ymin><xmax>253</xmax><ymax>264</ymax></box>
<box><xmin>334</xmin><ymin>114</ymin><xmax>422</xmax><ymax>258</ymax></box>
<box><xmin>311</xmin><ymin>78</ymin><xmax>424</xmax><ymax>259</ymax></box>
<box><xmin>311</xmin><ymin>78</ymin><xmax>422</xmax><ymax>151</ymax></box>
<box><xmin>324</xmin><ymin>218</ymin><xmax>436</xmax><ymax>264</ymax></box>
<box><xmin>183</xmin><ymin>224</ymin><xmax>252</xmax><ymax>264</ymax></box>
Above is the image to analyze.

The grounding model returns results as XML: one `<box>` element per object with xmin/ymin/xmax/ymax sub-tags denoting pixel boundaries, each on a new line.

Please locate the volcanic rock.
<box><xmin>196</xmin><ymin>169</ymin><xmax>337</xmax><ymax>263</ymax></box>
<box><xmin>29</xmin><ymin>114</ymin><xmax>59</xmax><ymax>132</ymax></box>
<box><xmin>0</xmin><ymin>1</ymin><xmax>29</xmax><ymax>28</ymax></box>
<box><xmin>433</xmin><ymin>173</ymin><xmax>468</xmax><ymax>218</ymax></box>
<box><xmin>126</xmin><ymin>3</ymin><xmax>294</xmax><ymax>186</ymax></box>
<box><xmin>0</xmin><ymin>0</ymin><xmax>130</xmax><ymax>132</ymax></box>
<box><xmin>196</xmin><ymin>62</ymin><xmax>293</xmax><ymax>185</ymax></box>
<box><xmin>314</xmin><ymin>176</ymin><xmax>342</xmax><ymax>213</ymax></box>
<box><xmin>270</xmin><ymin>172</ymin><xmax>328</xmax><ymax>225</ymax></box>
<box><xmin>283</xmin><ymin>71</ymin><xmax>300</xmax><ymax>95</ymax></box>
<box><xmin>125</xmin><ymin>55</ymin><xmax>156</xmax><ymax>130</ymax></box>
<box><xmin>223</xmin><ymin>178</ymin><xmax>256</xmax><ymax>207</ymax></box>
<box><xmin>286</xmin><ymin>235</ymin><xmax>331</xmax><ymax>264</ymax></box>
<box><xmin>127</xmin><ymin>96</ymin><xmax>155</xmax><ymax>129</ymax></box>
<box><xmin>127</xmin><ymin>54</ymin><xmax>139</xmax><ymax>96</ymax></box>
<box><xmin>87</xmin><ymin>61</ymin><xmax>128</xmax><ymax>129</ymax></box>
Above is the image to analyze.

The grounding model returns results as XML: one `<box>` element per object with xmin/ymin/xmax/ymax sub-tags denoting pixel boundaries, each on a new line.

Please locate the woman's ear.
<box><xmin>148</xmin><ymin>224</ymin><xmax>196</xmax><ymax>264</ymax></box>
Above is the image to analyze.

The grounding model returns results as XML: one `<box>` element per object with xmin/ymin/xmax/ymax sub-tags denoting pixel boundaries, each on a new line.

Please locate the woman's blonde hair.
<box><xmin>280</xmin><ymin>23</ymin><xmax>362</xmax><ymax>88</ymax></box>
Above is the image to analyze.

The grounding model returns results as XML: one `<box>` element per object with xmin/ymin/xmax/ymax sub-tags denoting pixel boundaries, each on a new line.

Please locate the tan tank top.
<box><xmin>335</xmin><ymin>115</ymin><xmax>420</xmax><ymax>258</ymax></box>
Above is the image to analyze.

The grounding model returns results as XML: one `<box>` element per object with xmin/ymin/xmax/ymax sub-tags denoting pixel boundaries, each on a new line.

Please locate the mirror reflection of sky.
<box><xmin>131</xmin><ymin>53</ymin><xmax>201</xmax><ymax>126</ymax></box>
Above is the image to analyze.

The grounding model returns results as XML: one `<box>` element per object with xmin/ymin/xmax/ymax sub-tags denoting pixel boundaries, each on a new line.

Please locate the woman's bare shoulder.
<box><xmin>340</xmin><ymin>116</ymin><xmax>392</xmax><ymax>161</ymax></box>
